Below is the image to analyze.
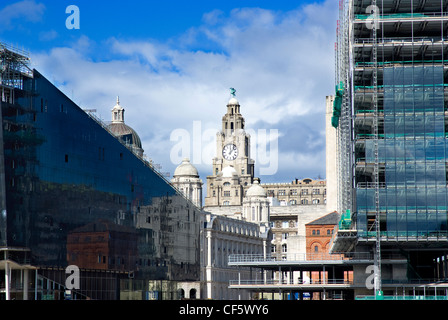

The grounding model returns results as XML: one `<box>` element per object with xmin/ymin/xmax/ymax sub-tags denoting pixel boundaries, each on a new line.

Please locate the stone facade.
<box><xmin>201</xmin><ymin>212</ymin><xmax>271</xmax><ymax>300</ymax></box>
<box><xmin>204</xmin><ymin>95</ymin><xmax>255</xmax><ymax>207</ymax></box>
<box><xmin>263</xmin><ymin>178</ymin><xmax>327</xmax><ymax>206</ymax></box>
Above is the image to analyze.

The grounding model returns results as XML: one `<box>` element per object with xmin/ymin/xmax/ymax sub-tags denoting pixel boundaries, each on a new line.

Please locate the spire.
<box><xmin>111</xmin><ymin>96</ymin><xmax>125</xmax><ymax>123</ymax></box>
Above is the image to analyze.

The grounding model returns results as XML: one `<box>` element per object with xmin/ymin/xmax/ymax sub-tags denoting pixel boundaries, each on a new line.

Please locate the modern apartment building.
<box><xmin>331</xmin><ymin>0</ymin><xmax>448</xmax><ymax>299</ymax></box>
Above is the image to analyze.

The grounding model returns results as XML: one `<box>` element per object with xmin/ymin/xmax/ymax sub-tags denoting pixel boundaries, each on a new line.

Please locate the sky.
<box><xmin>0</xmin><ymin>0</ymin><xmax>338</xmax><ymax>185</ymax></box>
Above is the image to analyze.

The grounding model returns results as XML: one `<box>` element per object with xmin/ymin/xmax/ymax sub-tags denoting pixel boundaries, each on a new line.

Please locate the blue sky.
<box><xmin>0</xmin><ymin>0</ymin><xmax>338</xmax><ymax>184</ymax></box>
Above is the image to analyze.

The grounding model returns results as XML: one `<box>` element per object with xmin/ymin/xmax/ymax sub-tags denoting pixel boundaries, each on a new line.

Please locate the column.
<box><xmin>5</xmin><ymin>260</ymin><xmax>10</xmax><ymax>300</ymax></box>
<box><xmin>206</xmin><ymin>230</ymin><xmax>212</xmax><ymax>299</ymax></box>
<box><xmin>23</xmin><ymin>269</ymin><xmax>29</xmax><ymax>300</ymax></box>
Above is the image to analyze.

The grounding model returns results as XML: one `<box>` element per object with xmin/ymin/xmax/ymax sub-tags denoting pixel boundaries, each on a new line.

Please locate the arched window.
<box><xmin>178</xmin><ymin>289</ymin><xmax>185</xmax><ymax>299</ymax></box>
<box><xmin>190</xmin><ymin>289</ymin><xmax>197</xmax><ymax>300</ymax></box>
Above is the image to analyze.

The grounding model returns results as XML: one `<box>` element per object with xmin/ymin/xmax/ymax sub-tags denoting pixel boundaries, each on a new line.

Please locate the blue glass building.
<box><xmin>0</xmin><ymin>44</ymin><xmax>200</xmax><ymax>299</ymax></box>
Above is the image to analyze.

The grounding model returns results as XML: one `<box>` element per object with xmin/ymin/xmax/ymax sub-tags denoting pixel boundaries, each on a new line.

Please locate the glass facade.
<box><xmin>1</xmin><ymin>69</ymin><xmax>200</xmax><ymax>282</ymax></box>
<box><xmin>357</xmin><ymin>65</ymin><xmax>448</xmax><ymax>238</ymax></box>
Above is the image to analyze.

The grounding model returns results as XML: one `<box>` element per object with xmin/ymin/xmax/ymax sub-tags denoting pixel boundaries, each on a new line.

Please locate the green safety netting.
<box><xmin>355</xmin><ymin>13</ymin><xmax>426</xmax><ymax>20</ymax></box>
<box><xmin>331</xmin><ymin>81</ymin><xmax>344</xmax><ymax>128</ymax></box>
<box><xmin>338</xmin><ymin>209</ymin><xmax>352</xmax><ymax>230</ymax></box>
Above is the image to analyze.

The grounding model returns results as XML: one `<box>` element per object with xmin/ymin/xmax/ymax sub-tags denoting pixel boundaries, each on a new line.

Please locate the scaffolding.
<box><xmin>332</xmin><ymin>0</ymin><xmax>448</xmax><ymax>298</ymax></box>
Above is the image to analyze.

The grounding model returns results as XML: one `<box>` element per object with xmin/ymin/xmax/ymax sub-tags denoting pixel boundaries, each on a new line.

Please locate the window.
<box><xmin>312</xmin><ymin>189</ymin><xmax>320</xmax><ymax>195</ymax></box>
<box><xmin>282</xmin><ymin>233</ymin><xmax>288</xmax><ymax>240</ymax></box>
<box><xmin>327</xmin><ymin>229</ymin><xmax>331</xmax><ymax>235</ymax></box>
<box><xmin>301</xmin><ymin>199</ymin><xmax>308</xmax><ymax>204</ymax></box>
<box><xmin>223</xmin><ymin>182</ymin><xmax>230</xmax><ymax>186</ymax></box>
<box><xmin>290</xmin><ymin>189</ymin><xmax>297</xmax><ymax>195</ymax></box>
<box><xmin>290</xmin><ymin>200</ymin><xmax>297</xmax><ymax>205</ymax></box>
<box><xmin>282</xmin><ymin>244</ymin><xmax>287</xmax><ymax>253</ymax></box>
<box><xmin>224</xmin><ymin>191</ymin><xmax>230</xmax><ymax>197</ymax></box>
<box><xmin>278</xmin><ymin>190</ymin><xmax>286</xmax><ymax>196</ymax></box>
<box><xmin>312</xmin><ymin>199</ymin><xmax>320</xmax><ymax>204</ymax></box>
<box><xmin>282</xmin><ymin>221</ymin><xmax>289</xmax><ymax>228</ymax></box>
<box><xmin>301</xmin><ymin>189</ymin><xmax>308</xmax><ymax>195</ymax></box>
<box><xmin>223</xmin><ymin>201</ymin><xmax>230</xmax><ymax>206</ymax></box>
<box><xmin>314</xmin><ymin>245</ymin><xmax>319</xmax><ymax>252</ymax></box>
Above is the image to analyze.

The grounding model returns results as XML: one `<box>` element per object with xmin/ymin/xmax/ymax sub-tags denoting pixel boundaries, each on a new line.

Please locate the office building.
<box><xmin>0</xmin><ymin>43</ymin><xmax>201</xmax><ymax>300</ymax></box>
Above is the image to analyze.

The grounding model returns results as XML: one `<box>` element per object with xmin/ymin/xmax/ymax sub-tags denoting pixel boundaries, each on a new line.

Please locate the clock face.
<box><xmin>222</xmin><ymin>144</ymin><xmax>238</xmax><ymax>160</ymax></box>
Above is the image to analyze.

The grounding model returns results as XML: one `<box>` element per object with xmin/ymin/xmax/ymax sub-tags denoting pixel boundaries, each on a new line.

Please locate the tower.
<box><xmin>204</xmin><ymin>89</ymin><xmax>255</xmax><ymax>207</ymax></box>
<box><xmin>242</xmin><ymin>178</ymin><xmax>270</xmax><ymax>226</ymax></box>
<box><xmin>171</xmin><ymin>158</ymin><xmax>203</xmax><ymax>208</ymax></box>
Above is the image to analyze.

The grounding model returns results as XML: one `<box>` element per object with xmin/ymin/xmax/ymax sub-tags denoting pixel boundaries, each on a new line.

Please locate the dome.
<box><xmin>107</xmin><ymin>96</ymin><xmax>143</xmax><ymax>153</ymax></box>
<box><xmin>246</xmin><ymin>179</ymin><xmax>267</xmax><ymax>198</ymax></box>
<box><xmin>228</xmin><ymin>97</ymin><xmax>239</xmax><ymax>105</ymax></box>
<box><xmin>173</xmin><ymin>158</ymin><xmax>199</xmax><ymax>177</ymax></box>
<box><xmin>108</xmin><ymin>122</ymin><xmax>143</xmax><ymax>149</ymax></box>
<box><xmin>221</xmin><ymin>166</ymin><xmax>238</xmax><ymax>178</ymax></box>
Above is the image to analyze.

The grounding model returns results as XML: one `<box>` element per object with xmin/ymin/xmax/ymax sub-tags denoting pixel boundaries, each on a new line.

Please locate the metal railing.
<box><xmin>229</xmin><ymin>278</ymin><xmax>353</xmax><ymax>286</ymax></box>
<box><xmin>228</xmin><ymin>252</ymin><xmax>375</xmax><ymax>264</ymax></box>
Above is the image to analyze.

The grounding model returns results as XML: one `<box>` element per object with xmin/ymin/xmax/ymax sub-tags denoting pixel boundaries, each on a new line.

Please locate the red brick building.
<box><xmin>305</xmin><ymin>211</ymin><xmax>352</xmax><ymax>298</ymax></box>
<box><xmin>67</xmin><ymin>219</ymin><xmax>138</xmax><ymax>271</ymax></box>
<box><xmin>305</xmin><ymin>211</ymin><xmax>340</xmax><ymax>260</ymax></box>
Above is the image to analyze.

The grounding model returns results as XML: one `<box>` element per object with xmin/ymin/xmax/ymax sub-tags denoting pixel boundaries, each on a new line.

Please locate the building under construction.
<box><xmin>330</xmin><ymin>0</ymin><xmax>448</xmax><ymax>299</ymax></box>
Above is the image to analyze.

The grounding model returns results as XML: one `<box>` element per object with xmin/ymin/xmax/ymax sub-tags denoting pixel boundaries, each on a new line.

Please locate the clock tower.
<box><xmin>204</xmin><ymin>89</ymin><xmax>255</xmax><ymax>208</ymax></box>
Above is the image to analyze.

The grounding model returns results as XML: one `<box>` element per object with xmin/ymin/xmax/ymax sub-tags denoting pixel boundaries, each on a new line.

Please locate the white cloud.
<box><xmin>0</xmin><ymin>0</ymin><xmax>45</xmax><ymax>31</ymax></box>
<box><xmin>30</xmin><ymin>0</ymin><xmax>337</xmax><ymax>182</ymax></box>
